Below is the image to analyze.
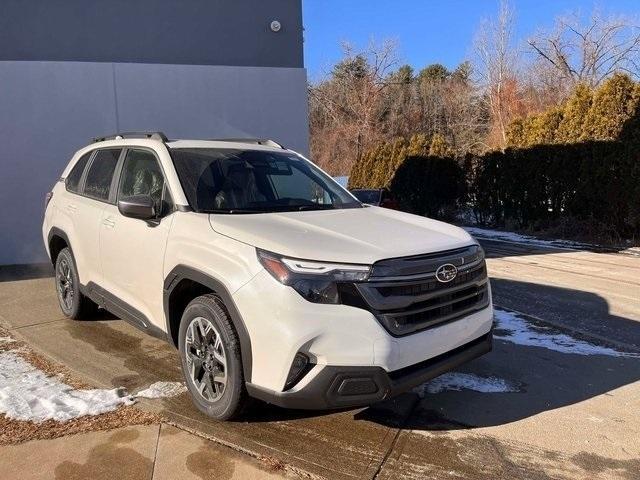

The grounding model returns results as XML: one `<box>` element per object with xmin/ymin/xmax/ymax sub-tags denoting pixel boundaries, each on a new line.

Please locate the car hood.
<box><xmin>208</xmin><ymin>207</ymin><xmax>475</xmax><ymax>264</ymax></box>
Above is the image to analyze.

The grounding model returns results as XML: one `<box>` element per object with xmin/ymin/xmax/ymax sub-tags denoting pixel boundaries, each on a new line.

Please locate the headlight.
<box><xmin>257</xmin><ymin>249</ymin><xmax>370</xmax><ymax>304</ymax></box>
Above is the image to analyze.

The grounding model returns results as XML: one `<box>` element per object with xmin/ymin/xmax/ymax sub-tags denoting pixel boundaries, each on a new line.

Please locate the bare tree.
<box><xmin>309</xmin><ymin>39</ymin><xmax>400</xmax><ymax>173</ymax></box>
<box><xmin>528</xmin><ymin>11</ymin><xmax>640</xmax><ymax>88</ymax></box>
<box><xmin>473</xmin><ymin>1</ymin><xmax>520</xmax><ymax>148</ymax></box>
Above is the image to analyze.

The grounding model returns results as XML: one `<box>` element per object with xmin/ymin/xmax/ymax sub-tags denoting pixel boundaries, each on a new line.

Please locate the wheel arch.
<box><xmin>47</xmin><ymin>227</ymin><xmax>72</xmax><ymax>265</ymax></box>
<box><xmin>164</xmin><ymin>265</ymin><xmax>253</xmax><ymax>382</ymax></box>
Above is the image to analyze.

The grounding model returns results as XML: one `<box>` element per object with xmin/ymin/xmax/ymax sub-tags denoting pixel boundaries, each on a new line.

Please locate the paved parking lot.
<box><xmin>1</xmin><ymin>240</ymin><xmax>639</xmax><ymax>479</ymax></box>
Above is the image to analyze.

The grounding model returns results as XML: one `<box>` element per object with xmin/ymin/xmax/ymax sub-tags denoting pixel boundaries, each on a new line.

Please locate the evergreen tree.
<box><xmin>581</xmin><ymin>73</ymin><xmax>640</xmax><ymax>141</ymax></box>
<box><xmin>429</xmin><ymin>133</ymin><xmax>452</xmax><ymax>156</ymax></box>
<box><xmin>418</xmin><ymin>64</ymin><xmax>449</xmax><ymax>84</ymax></box>
<box><xmin>530</xmin><ymin>107</ymin><xmax>563</xmax><ymax>146</ymax></box>
<box><xmin>390</xmin><ymin>64</ymin><xmax>414</xmax><ymax>84</ymax></box>
<box><xmin>332</xmin><ymin>54</ymin><xmax>368</xmax><ymax>81</ymax></box>
<box><xmin>451</xmin><ymin>61</ymin><xmax>472</xmax><ymax>84</ymax></box>
<box><xmin>556</xmin><ymin>84</ymin><xmax>593</xmax><ymax>143</ymax></box>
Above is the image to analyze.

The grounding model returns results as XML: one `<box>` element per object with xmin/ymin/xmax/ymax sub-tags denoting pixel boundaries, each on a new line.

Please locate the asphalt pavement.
<box><xmin>1</xmin><ymin>240</ymin><xmax>639</xmax><ymax>479</ymax></box>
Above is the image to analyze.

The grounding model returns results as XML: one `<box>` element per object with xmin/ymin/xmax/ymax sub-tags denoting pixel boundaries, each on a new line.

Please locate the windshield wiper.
<box><xmin>296</xmin><ymin>205</ymin><xmax>336</xmax><ymax>211</ymax></box>
<box><xmin>200</xmin><ymin>208</ymin><xmax>267</xmax><ymax>214</ymax></box>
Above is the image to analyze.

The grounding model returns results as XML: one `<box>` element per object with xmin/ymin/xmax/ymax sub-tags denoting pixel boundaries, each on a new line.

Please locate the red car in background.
<box><xmin>350</xmin><ymin>188</ymin><xmax>400</xmax><ymax>210</ymax></box>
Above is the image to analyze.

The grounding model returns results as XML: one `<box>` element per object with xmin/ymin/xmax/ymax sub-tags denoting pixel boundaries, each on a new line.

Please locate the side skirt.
<box><xmin>82</xmin><ymin>282</ymin><xmax>168</xmax><ymax>341</ymax></box>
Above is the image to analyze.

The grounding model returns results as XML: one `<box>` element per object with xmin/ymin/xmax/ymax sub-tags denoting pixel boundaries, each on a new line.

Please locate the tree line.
<box><xmin>309</xmin><ymin>3</ymin><xmax>640</xmax><ymax>242</ymax></box>
<box><xmin>348</xmin><ymin>74</ymin><xmax>640</xmax><ymax>242</ymax></box>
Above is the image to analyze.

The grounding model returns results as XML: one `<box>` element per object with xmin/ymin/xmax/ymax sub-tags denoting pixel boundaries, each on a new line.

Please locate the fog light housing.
<box><xmin>283</xmin><ymin>353</ymin><xmax>313</xmax><ymax>391</ymax></box>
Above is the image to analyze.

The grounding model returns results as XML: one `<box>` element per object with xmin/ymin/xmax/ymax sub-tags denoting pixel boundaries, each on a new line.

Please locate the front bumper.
<box><xmin>233</xmin><ymin>269</ymin><xmax>493</xmax><ymax>392</ymax></box>
<box><xmin>246</xmin><ymin>330</ymin><xmax>492</xmax><ymax>410</ymax></box>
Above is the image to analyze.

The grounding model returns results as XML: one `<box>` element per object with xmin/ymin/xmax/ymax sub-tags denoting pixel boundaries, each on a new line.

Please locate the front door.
<box><xmin>100</xmin><ymin>148</ymin><xmax>175</xmax><ymax>329</ymax></box>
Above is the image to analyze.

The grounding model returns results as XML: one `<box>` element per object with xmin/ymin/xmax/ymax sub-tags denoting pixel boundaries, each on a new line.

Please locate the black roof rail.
<box><xmin>92</xmin><ymin>132</ymin><xmax>169</xmax><ymax>143</ymax></box>
<box><xmin>209</xmin><ymin>138</ymin><xmax>285</xmax><ymax>149</ymax></box>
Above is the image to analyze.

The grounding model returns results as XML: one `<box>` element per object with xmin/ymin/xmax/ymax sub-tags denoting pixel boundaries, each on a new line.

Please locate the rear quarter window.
<box><xmin>65</xmin><ymin>152</ymin><xmax>92</xmax><ymax>193</ymax></box>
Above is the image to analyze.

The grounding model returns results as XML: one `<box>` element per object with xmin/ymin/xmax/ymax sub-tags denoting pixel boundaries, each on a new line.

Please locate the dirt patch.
<box><xmin>0</xmin><ymin>407</ymin><xmax>158</xmax><ymax>446</ymax></box>
<box><xmin>0</xmin><ymin>327</ymin><xmax>161</xmax><ymax>445</ymax></box>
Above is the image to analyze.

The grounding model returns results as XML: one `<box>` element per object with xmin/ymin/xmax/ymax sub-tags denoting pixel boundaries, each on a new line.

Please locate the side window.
<box><xmin>65</xmin><ymin>152</ymin><xmax>92</xmax><ymax>193</ymax></box>
<box><xmin>84</xmin><ymin>149</ymin><xmax>121</xmax><ymax>201</ymax></box>
<box><xmin>118</xmin><ymin>149</ymin><xmax>172</xmax><ymax>215</ymax></box>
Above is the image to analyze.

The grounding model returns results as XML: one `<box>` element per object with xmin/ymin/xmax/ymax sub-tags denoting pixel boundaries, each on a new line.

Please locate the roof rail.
<box><xmin>209</xmin><ymin>138</ymin><xmax>285</xmax><ymax>149</ymax></box>
<box><xmin>92</xmin><ymin>132</ymin><xmax>169</xmax><ymax>143</ymax></box>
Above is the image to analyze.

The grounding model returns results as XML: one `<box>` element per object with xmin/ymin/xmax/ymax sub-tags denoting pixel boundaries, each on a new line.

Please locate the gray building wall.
<box><xmin>0</xmin><ymin>0</ymin><xmax>303</xmax><ymax>68</ymax></box>
<box><xmin>0</xmin><ymin>1</ymin><xmax>308</xmax><ymax>265</ymax></box>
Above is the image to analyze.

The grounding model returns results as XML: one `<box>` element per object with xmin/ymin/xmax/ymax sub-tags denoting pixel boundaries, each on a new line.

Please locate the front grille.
<box><xmin>376</xmin><ymin>264</ymin><xmax>487</xmax><ymax>298</ymax></box>
<box><xmin>345</xmin><ymin>245</ymin><xmax>490</xmax><ymax>337</ymax></box>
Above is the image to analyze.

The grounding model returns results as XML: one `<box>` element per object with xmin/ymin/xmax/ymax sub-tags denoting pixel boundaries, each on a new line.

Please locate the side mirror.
<box><xmin>118</xmin><ymin>195</ymin><xmax>156</xmax><ymax>220</ymax></box>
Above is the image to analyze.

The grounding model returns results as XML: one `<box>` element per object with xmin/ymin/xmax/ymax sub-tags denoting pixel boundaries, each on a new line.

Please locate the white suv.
<box><xmin>43</xmin><ymin>132</ymin><xmax>493</xmax><ymax>420</ymax></box>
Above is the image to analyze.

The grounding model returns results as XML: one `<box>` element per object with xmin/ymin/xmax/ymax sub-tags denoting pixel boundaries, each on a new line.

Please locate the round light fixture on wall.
<box><xmin>270</xmin><ymin>20</ymin><xmax>281</xmax><ymax>32</ymax></box>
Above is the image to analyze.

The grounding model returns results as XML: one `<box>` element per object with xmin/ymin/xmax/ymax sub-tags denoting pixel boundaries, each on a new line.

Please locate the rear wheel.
<box><xmin>179</xmin><ymin>294</ymin><xmax>248</xmax><ymax>420</ymax></box>
<box><xmin>55</xmin><ymin>248</ymin><xmax>98</xmax><ymax>319</ymax></box>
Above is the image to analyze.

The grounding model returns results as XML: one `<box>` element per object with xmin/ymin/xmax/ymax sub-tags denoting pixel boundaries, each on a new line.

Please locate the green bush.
<box><xmin>390</xmin><ymin>155</ymin><xmax>464</xmax><ymax>219</ymax></box>
<box><xmin>466</xmin><ymin>141</ymin><xmax>640</xmax><ymax>240</ymax></box>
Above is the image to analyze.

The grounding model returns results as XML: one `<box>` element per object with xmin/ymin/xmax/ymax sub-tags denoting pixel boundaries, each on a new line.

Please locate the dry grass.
<box><xmin>0</xmin><ymin>407</ymin><xmax>159</xmax><ymax>445</ymax></box>
<box><xmin>0</xmin><ymin>327</ymin><xmax>162</xmax><ymax>445</ymax></box>
<box><xmin>261</xmin><ymin>455</ymin><xmax>287</xmax><ymax>472</ymax></box>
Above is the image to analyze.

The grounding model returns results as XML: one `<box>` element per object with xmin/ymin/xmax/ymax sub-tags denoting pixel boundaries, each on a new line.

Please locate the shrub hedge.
<box><xmin>348</xmin><ymin>75</ymin><xmax>640</xmax><ymax>242</ymax></box>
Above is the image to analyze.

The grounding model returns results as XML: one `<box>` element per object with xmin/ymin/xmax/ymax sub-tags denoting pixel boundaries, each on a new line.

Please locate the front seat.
<box><xmin>214</xmin><ymin>164</ymin><xmax>265</xmax><ymax>209</ymax></box>
<box><xmin>131</xmin><ymin>168</ymin><xmax>163</xmax><ymax>211</ymax></box>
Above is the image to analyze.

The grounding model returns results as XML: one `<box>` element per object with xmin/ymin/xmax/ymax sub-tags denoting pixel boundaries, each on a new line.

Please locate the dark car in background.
<box><xmin>350</xmin><ymin>188</ymin><xmax>400</xmax><ymax>210</ymax></box>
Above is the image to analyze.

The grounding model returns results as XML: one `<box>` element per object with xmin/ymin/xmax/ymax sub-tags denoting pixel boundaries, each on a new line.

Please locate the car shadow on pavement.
<box><xmin>360</xmin><ymin>279</ymin><xmax>640</xmax><ymax>432</ymax></box>
<box><xmin>490</xmin><ymin>277</ymin><xmax>640</xmax><ymax>349</ymax></box>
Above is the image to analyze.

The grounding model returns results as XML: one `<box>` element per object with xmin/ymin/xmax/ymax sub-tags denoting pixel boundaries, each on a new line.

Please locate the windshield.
<box><xmin>170</xmin><ymin>148</ymin><xmax>362</xmax><ymax>213</ymax></box>
<box><xmin>351</xmin><ymin>189</ymin><xmax>382</xmax><ymax>204</ymax></box>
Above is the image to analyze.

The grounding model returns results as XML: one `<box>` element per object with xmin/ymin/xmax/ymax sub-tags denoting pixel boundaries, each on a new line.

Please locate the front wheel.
<box><xmin>178</xmin><ymin>294</ymin><xmax>248</xmax><ymax>420</ymax></box>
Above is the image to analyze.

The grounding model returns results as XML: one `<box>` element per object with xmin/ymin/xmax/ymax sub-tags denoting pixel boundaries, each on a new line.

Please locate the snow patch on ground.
<box><xmin>494</xmin><ymin>309</ymin><xmax>639</xmax><ymax>357</ymax></box>
<box><xmin>0</xmin><ymin>336</ymin><xmax>16</xmax><ymax>344</ymax></box>
<box><xmin>134</xmin><ymin>381</ymin><xmax>186</xmax><ymax>399</ymax></box>
<box><xmin>415</xmin><ymin>372</ymin><xmax>519</xmax><ymax>396</ymax></box>
<box><xmin>0</xmin><ymin>352</ymin><xmax>133</xmax><ymax>422</ymax></box>
<box><xmin>464</xmin><ymin>226</ymin><xmax>588</xmax><ymax>250</ymax></box>
<box><xmin>465</xmin><ymin>225</ymin><xmax>640</xmax><ymax>255</ymax></box>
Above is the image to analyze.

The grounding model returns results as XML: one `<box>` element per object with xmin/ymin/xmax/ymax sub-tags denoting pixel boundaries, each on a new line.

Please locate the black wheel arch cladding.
<box><xmin>164</xmin><ymin>265</ymin><xmax>253</xmax><ymax>382</ymax></box>
<box><xmin>48</xmin><ymin>227</ymin><xmax>72</xmax><ymax>264</ymax></box>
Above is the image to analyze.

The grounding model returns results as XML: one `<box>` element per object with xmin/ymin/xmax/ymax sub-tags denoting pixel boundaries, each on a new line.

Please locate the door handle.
<box><xmin>102</xmin><ymin>218</ymin><xmax>116</xmax><ymax>228</ymax></box>
<box><xmin>66</xmin><ymin>204</ymin><xmax>77</xmax><ymax>213</ymax></box>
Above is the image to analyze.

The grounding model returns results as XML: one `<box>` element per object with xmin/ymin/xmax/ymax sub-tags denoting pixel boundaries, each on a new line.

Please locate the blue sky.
<box><xmin>303</xmin><ymin>0</ymin><xmax>640</xmax><ymax>81</ymax></box>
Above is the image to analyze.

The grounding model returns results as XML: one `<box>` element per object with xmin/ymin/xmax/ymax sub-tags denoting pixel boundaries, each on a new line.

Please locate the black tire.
<box><xmin>178</xmin><ymin>294</ymin><xmax>248</xmax><ymax>420</ymax></box>
<box><xmin>55</xmin><ymin>247</ymin><xmax>99</xmax><ymax>320</ymax></box>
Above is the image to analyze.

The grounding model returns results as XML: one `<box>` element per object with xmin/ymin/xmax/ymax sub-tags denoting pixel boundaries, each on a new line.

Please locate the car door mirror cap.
<box><xmin>118</xmin><ymin>195</ymin><xmax>156</xmax><ymax>220</ymax></box>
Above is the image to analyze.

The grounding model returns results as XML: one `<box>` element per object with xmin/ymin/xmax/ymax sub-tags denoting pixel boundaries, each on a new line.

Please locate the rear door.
<box><xmin>99</xmin><ymin>147</ymin><xmax>175</xmax><ymax>330</ymax></box>
<box><xmin>64</xmin><ymin>148</ymin><xmax>122</xmax><ymax>286</ymax></box>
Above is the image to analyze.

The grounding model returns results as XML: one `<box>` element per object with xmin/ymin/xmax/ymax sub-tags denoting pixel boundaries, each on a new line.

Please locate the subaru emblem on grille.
<box><xmin>435</xmin><ymin>263</ymin><xmax>458</xmax><ymax>283</ymax></box>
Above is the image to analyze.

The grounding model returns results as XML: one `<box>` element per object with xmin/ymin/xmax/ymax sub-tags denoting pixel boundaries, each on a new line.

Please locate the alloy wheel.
<box><xmin>56</xmin><ymin>257</ymin><xmax>74</xmax><ymax>311</ymax></box>
<box><xmin>185</xmin><ymin>316</ymin><xmax>227</xmax><ymax>402</ymax></box>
